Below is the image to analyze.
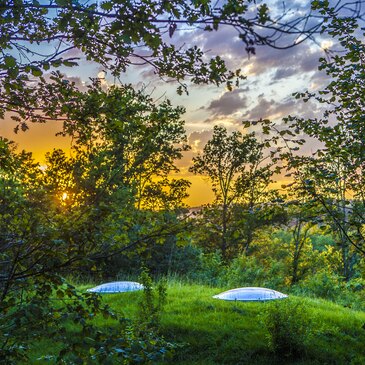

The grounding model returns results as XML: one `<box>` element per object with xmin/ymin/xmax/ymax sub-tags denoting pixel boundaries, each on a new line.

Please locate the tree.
<box><xmin>285</xmin><ymin>152</ymin><xmax>362</xmax><ymax>281</ymax></box>
<box><xmin>59</xmin><ymin>81</ymin><xmax>191</xmax><ymax>209</ymax></box>
<box><xmin>190</xmin><ymin>125</ymin><xmax>277</xmax><ymax>258</ymax></box>
<box><xmin>284</xmin><ymin>6</ymin><xmax>365</xmax><ymax>261</ymax></box>
<box><xmin>1</xmin><ymin>0</ymin><xmax>362</xmax><ymax>129</ymax></box>
<box><xmin>0</xmin><ymin>83</ymin><xmax>192</xmax><ymax>361</ymax></box>
<box><xmin>285</xmin><ymin>201</ymin><xmax>318</xmax><ymax>286</ymax></box>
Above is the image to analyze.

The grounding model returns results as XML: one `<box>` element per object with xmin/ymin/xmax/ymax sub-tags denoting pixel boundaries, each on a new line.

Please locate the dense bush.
<box><xmin>190</xmin><ymin>251</ymin><xmax>225</xmax><ymax>285</ymax></box>
<box><xmin>223</xmin><ymin>255</ymin><xmax>287</xmax><ymax>290</ymax></box>
<box><xmin>0</xmin><ymin>271</ymin><xmax>176</xmax><ymax>364</ymax></box>
<box><xmin>91</xmin><ymin>242</ymin><xmax>202</xmax><ymax>281</ymax></box>
<box><xmin>262</xmin><ymin>298</ymin><xmax>314</xmax><ymax>359</ymax></box>
<box><xmin>296</xmin><ymin>270</ymin><xmax>343</xmax><ymax>300</ymax></box>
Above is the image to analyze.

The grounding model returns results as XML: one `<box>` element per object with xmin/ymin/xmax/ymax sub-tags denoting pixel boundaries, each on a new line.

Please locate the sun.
<box><xmin>61</xmin><ymin>192</ymin><xmax>68</xmax><ymax>201</ymax></box>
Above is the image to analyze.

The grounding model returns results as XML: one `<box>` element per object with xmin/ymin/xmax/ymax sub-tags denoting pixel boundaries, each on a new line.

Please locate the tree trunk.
<box><xmin>221</xmin><ymin>202</ymin><xmax>228</xmax><ymax>259</ymax></box>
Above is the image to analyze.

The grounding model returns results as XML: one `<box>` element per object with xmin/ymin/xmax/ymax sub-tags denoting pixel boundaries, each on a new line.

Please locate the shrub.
<box><xmin>262</xmin><ymin>298</ymin><xmax>313</xmax><ymax>359</ymax></box>
<box><xmin>298</xmin><ymin>270</ymin><xmax>343</xmax><ymax>300</ymax></box>
<box><xmin>346</xmin><ymin>277</ymin><xmax>365</xmax><ymax>292</ymax></box>
<box><xmin>1</xmin><ymin>272</ymin><xmax>176</xmax><ymax>365</ymax></box>
<box><xmin>190</xmin><ymin>251</ymin><xmax>225</xmax><ymax>285</ymax></box>
<box><xmin>138</xmin><ymin>269</ymin><xmax>167</xmax><ymax>329</ymax></box>
<box><xmin>107</xmin><ymin>243</ymin><xmax>202</xmax><ymax>280</ymax></box>
<box><xmin>223</xmin><ymin>255</ymin><xmax>287</xmax><ymax>290</ymax></box>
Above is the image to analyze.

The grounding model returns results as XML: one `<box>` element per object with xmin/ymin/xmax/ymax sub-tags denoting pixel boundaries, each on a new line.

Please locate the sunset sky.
<box><xmin>0</xmin><ymin>1</ymin><xmax>333</xmax><ymax>206</ymax></box>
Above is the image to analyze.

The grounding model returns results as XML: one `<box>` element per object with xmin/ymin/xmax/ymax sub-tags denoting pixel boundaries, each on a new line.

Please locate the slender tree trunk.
<box><xmin>221</xmin><ymin>202</ymin><xmax>228</xmax><ymax>259</ymax></box>
<box><xmin>291</xmin><ymin>250</ymin><xmax>300</xmax><ymax>286</ymax></box>
<box><xmin>290</xmin><ymin>219</ymin><xmax>308</xmax><ymax>286</ymax></box>
<box><xmin>243</xmin><ymin>201</ymin><xmax>255</xmax><ymax>254</ymax></box>
<box><xmin>338</xmin><ymin>180</ymin><xmax>351</xmax><ymax>281</ymax></box>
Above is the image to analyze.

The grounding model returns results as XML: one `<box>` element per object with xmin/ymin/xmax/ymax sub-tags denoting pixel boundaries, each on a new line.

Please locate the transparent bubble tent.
<box><xmin>87</xmin><ymin>281</ymin><xmax>144</xmax><ymax>294</ymax></box>
<box><xmin>213</xmin><ymin>287</ymin><xmax>288</xmax><ymax>302</ymax></box>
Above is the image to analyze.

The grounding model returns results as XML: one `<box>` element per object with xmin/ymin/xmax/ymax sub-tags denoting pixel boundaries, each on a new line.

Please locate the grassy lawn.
<box><xmin>29</xmin><ymin>281</ymin><xmax>365</xmax><ymax>364</ymax></box>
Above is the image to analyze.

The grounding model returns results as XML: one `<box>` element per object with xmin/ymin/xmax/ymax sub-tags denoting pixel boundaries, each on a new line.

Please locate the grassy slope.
<box><xmin>160</xmin><ymin>283</ymin><xmax>365</xmax><ymax>365</ymax></box>
<box><xmin>31</xmin><ymin>282</ymin><xmax>365</xmax><ymax>365</ymax></box>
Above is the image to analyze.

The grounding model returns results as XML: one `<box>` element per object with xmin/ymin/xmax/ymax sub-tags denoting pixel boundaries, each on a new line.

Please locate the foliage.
<box><xmin>283</xmin><ymin>8</ymin><xmax>365</xmax><ymax>260</ymax></box>
<box><xmin>190</xmin><ymin>126</ymin><xmax>267</xmax><ymax>204</ymax></box>
<box><xmin>1</xmin><ymin>81</ymin><xmax>191</xmax><ymax>279</ymax></box>
<box><xmin>262</xmin><ymin>298</ymin><xmax>314</xmax><ymax>359</ymax></box>
<box><xmin>138</xmin><ymin>269</ymin><xmax>167</xmax><ymax>330</ymax></box>
<box><xmin>191</xmin><ymin>251</ymin><xmax>225</xmax><ymax>286</ymax></box>
<box><xmin>96</xmin><ymin>241</ymin><xmax>201</xmax><ymax>280</ymax></box>
<box><xmin>0</xmin><ymin>83</ymin><xmax>191</xmax><ymax>361</ymax></box>
<box><xmin>0</xmin><ymin>0</ymin><xmax>341</xmax><ymax>129</ymax></box>
<box><xmin>223</xmin><ymin>254</ymin><xmax>287</xmax><ymax>290</ymax></box>
<box><xmin>296</xmin><ymin>270</ymin><xmax>343</xmax><ymax>301</ymax></box>
<box><xmin>0</xmin><ymin>273</ymin><xmax>175</xmax><ymax>364</ymax></box>
<box><xmin>53</xmin><ymin>81</ymin><xmax>191</xmax><ymax>211</ymax></box>
<box><xmin>3</xmin><ymin>2</ymin><xmax>365</xmax><ymax>363</ymax></box>
<box><xmin>283</xmin><ymin>202</ymin><xmax>320</xmax><ymax>286</ymax></box>
<box><xmin>26</xmin><ymin>281</ymin><xmax>365</xmax><ymax>365</ymax></box>
<box><xmin>190</xmin><ymin>125</ymin><xmax>280</xmax><ymax>258</ymax></box>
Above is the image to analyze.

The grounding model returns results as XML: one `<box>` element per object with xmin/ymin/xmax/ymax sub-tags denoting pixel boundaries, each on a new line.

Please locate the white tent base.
<box><xmin>87</xmin><ymin>281</ymin><xmax>144</xmax><ymax>294</ymax></box>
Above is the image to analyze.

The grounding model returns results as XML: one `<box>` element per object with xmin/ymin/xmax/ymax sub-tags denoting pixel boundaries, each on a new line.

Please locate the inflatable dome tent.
<box><xmin>213</xmin><ymin>287</ymin><xmax>288</xmax><ymax>302</ymax></box>
<box><xmin>87</xmin><ymin>281</ymin><xmax>144</xmax><ymax>294</ymax></box>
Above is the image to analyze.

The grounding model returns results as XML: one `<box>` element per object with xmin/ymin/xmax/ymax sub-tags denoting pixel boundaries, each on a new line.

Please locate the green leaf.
<box><xmin>55</xmin><ymin>0</ymin><xmax>69</xmax><ymax>6</ymax></box>
<box><xmin>4</xmin><ymin>56</ymin><xmax>16</xmax><ymax>68</ymax></box>
<box><xmin>31</xmin><ymin>67</ymin><xmax>43</xmax><ymax>77</ymax></box>
<box><xmin>63</xmin><ymin>60</ymin><xmax>78</xmax><ymax>67</ymax></box>
<box><xmin>100</xmin><ymin>1</ymin><xmax>113</xmax><ymax>11</ymax></box>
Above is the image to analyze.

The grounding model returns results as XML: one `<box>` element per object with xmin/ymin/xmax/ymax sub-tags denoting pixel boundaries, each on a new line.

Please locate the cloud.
<box><xmin>42</xmin><ymin>74</ymin><xmax>88</xmax><ymax>92</ymax></box>
<box><xmin>308</xmin><ymin>67</ymin><xmax>332</xmax><ymax>91</ymax></box>
<box><xmin>201</xmin><ymin>26</ymin><xmax>246</xmax><ymax>59</ymax></box>
<box><xmin>246</xmin><ymin>44</ymin><xmax>323</xmax><ymax>81</ymax></box>
<box><xmin>188</xmin><ymin>130</ymin><xmax>214</xmax><ymax>152</ymax></box>
<box><xmin>272</xmin><ymin>67</ymin><xmax>297</xmax><ymax>81</ymax></box>
<box><xmin>244</xmin><ymin>96</ymin><xmax>274</xmax><ymax>120</ymax></box>
<box><xmin>244</xmin><ymin>94</ymin><xmax>322</xmax><ymax>121</ymax></box>
<box><xmin>173</xmin><ymin>130</ymin><xmax>215</xmax><ymax>171</ymax></box>
<box><xmin>206</xmin><ymin>88</ymin><xmax>248</xmax><ymax>116</ymax></box>
<box><xmin>65</xmin><ymin>76</ymin><xmax>87</xmax><ymax>90</ymax></box>
<box><xmin>202</xmin><ymin>115</ymin><xmax>242</xmax><ymax>130</ymax></box>
<box><xmin>173</xmin><ymin>1</ymin><xmax>327</xmax><ymax>82</ymax></box>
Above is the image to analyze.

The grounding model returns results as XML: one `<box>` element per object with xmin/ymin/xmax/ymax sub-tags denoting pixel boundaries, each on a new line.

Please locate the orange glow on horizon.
<box><xmin>1</xmin><ymin>118</ymin><xmax>291</xmax><ymax>207</ymax></box>
<box><xmin>0</xmin><ymin>118</ymin><xmax>72</xmax><ymax>163</ymax></box>
<box><xmin>183</xmin><ymin>175</ymin><xmax>215</xmax><ymax>207</ymax></box>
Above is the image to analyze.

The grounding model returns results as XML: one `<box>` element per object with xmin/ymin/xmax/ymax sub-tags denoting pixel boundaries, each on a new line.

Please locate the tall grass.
<box><xmin>29</xmin><ymin>279</ymin><xmax>365</xmax><ymax>364</ymax></box>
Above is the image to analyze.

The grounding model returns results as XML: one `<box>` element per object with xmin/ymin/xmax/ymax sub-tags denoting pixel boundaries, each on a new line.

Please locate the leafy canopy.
<box><xmin>1</xmin><ymin>0</ymin><xmax>356</xmax><ymax>128</ymax></box>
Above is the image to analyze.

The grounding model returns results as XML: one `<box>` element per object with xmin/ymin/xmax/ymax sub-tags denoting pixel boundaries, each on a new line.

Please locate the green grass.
<box><xmin>29</xmin><ymin>281</ymin><xmax>365</xmax><ymax>365</ymax></box>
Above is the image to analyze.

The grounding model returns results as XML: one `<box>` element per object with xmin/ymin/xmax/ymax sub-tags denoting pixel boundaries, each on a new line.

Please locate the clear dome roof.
<box><xmin>213</xmin><ymin>287</ymin><xmax>288</xmax><ymax>302</ymax></box>
<box><xmin>87</xmin><ymin>281</ymin><xmax>144</xmax><ymax>294</ymax></box>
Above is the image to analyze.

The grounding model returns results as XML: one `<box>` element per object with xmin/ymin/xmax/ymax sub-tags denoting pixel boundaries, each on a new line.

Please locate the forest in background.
<box><xmin>1</xmin><ymin>1</ymin><xmax>365</xmax><ymax>363</ymax></box>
